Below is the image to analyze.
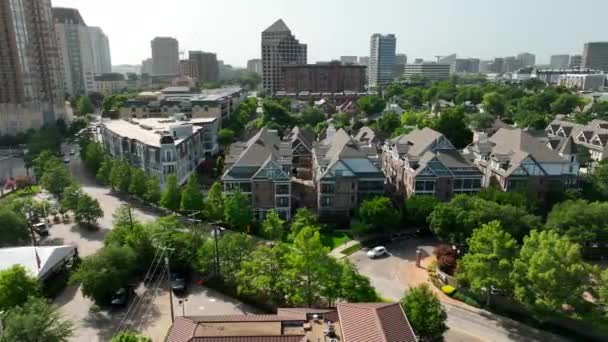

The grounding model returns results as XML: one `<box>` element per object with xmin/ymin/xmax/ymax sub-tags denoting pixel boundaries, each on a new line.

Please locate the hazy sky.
<box><xmin>53</xmin><ymin>0</ymin><xmax>608</xmax><ymax>67</ymax></box>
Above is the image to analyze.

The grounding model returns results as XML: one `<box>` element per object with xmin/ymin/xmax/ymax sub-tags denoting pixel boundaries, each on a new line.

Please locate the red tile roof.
<box><xmin>185</xmin><ymin>315</ymin><xmax>304</xmax><ymax>322</ymax></box>
<box><xmin>337</xmin><ymin>303</ymin><xmax>418</xmax><ymax>342</ymax></box>
<box><xmin>167</xmin><ymin>317</ymin><xmax>198</xmax><ymax>342</ymax></box>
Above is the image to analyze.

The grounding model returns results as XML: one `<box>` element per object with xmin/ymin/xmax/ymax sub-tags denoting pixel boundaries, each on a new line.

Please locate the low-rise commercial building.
<box><xmin>312</xmin><ymin>128</ymin><xmax>384</xmax><ymax>220</ymax></box>
<box><xmin>94</xmin><ymin>73</ymin><xmax>126</xmax><ymax>95</ymax></box>
<box><xmin>100</xmin><ymin>114</ymin><xmax>219</xmax><ymax>187</ymax></box>
<box><xmin>557</xmin><ymin>73</ymin><xmax>605</xmax><ymax>91</ymax></box>
<box><xmin>383</xmin><ymin>128</ymin><xmax>483</xmax><ymax>201</ymax></box>
<box><xmin>282</xmin><ymin>62</ymin><xmax>366</xmax><ymax>93</ymax></box>
<box><xmin>404</xmin><ymin>63</ymin><xmax>451</xmax><ymax>81</ymax></box>
<box><xmin>222</xmin><ymin>128</ymin><xmax>293</xmax><ymax>220</ymax></box>
<box><xmin>533</xmin><ymin>68</ymin><xmax>602</xmax><ymax>84</ymax></box>
<box><xmin>464</xmin><ymin>128</ymin><xmax>579</xmax><ymax>198</ymax></box>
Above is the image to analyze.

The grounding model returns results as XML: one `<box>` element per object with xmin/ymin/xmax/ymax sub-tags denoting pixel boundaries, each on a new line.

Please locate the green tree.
<box><xmin>458</xmin><ymin>221</ymin><xmax>518</xmax><ymax>295</ymax></box>
<box><xmin>550</xmin><ymin>93</ymin><xmax>583</xmax><ymax>114</ymax></box>
<box><xmin>61</xmin><ymin>184</ymin><xmax>83</xmax><ymax>211</ymax></box>
<box><xmin>466</xmin><ymin>112</ymin><xmax>496</xmax><ymax>131</ymax></box>
<box><xmin>0</xmin><ymin>208</ymin><xmax>30</xmax><ymax>247</ymax></box>
<box><xmin>431</xmin><ymin>106</ymin><xmax>473</xmax><ymax>148</ymax></box>
<box><xmin>511</xmin><ymin>230</ymin><xmax>590</xmax><ymax>312</ymax></box>
<box><xmin>105</xmin><ymin>206</ymin><xmax>156</xmax><ymax>269</ymax></box>
<box><xmin>77</xmin><ymin>96</ymin><xmax>95</xmax><ymax>115</ymax></box>
<box><xmin>545</xmin><ymin>199</ymin><xmax>608</xmax><ymax>245</ymax></box>
<box><xmin>299</xmin><ymin>107</ymin><xmax>325</xmax><ymax>127</ymax></box>
<box><xmin>25</xmin><ymin>125</ymin><xmax>62</xmax><ymax>168</ymax></box>
<box><xmin>204</xmin><ymin>182</ymin><xmax>225</xmax><ymax>222</ymax></box>
<box><xmin>283</xmin><ymin>227</ymin><xmax>331</xmax><ymax>306</ymax></box>
<box><xmin>400</xmin><ymin>284</ymin><xmax>448</xmax><ymax>342</ymax></box>
<box><xmin>83</xmin><ymin>142</ymin><xmax>105</xmax><ymax>173</ymax></box>
<box><xmin>224</xmin><ymin>191</ymin><xmax>252</xmax><ymax>231</ymax></box>
<box><xmin>375</xmin><ymin>111</ymin><xmax>401</xmax><ymax>137</ymax></box>
<box><xmin>128</xmin><ymin>168</ymin><xmax>148</xmax><ymax>198</ymax></box>
<box><xmin>110</xmin><ymin>332</ymin><xmax>152</xmax><ymax>342</ymax></box>
<box><xmin>101</xmin><ymin>94</ymin><xmax>128</xmax><ymax>113</ymax></box>
<box><xmin>180</xmin><ymin>174</ymin><xmax>204</xmax><ymax>214</ymax></box>
<box><xmin>70</xmin><ymin>245</ymin><xmax>137</xmax><ymax>304</ymax></box>
<box><xmin>237</xmin><ymin>243</ymin><xmax>289</xmax><ymax>306</ymax></box>
<box><xmin>96</xmin><ymin>155</ymin><xmax>114</xmax><ymax>184</ymax></box>
<box><xmin>217</xmin><ymin>128</ymin><xmax>235</xmax><ymax>148</ymax></box>
<box><xmin>144</xmin><ymin>176</ymin><xmax>161</xmax><ymax>204</ymax></box>
<box><xmin>357</xmin><ymin>95</ymin><xmax>386</xmax><ymax>115</ymax></box>
<box><xmin>197</xmin><ymin>232</ymin><xmax>254</xmax><ymax>283</ymax></box>
<box><xmin>160</xmin><ymin>175</ymin><xmax>181</xmax><ymax>211</ymax></box>
<box><xmin>288</xmin><ymin>208</ymin><xmax>318</xmax><ymax>241</ymax></box>
<box><xmin>32</xmin><ymin>150</ymin><xmax>60</xmax><ymax>180</ymax></box>
<box><xmin>338</xmin><ymin>260</ymin><xmax>378</xmax><ymax>302</ymax></box>
<box><xmin>598</xmin><ymin>268</ymin><xmax>608</xmax><ymax>312</ymax></box>
<box><xmin>261</xmin><ymin>210</ymin><xmax>285</xmax><ymax>240</ymax></box>
<box><xmin>358</xmin><ymin>196</ymin><xmax>400</xmax><ymax>233</ymax></box>
<box><xmin>109</xmin><ymin>161</ymin><xmax>131</xmax><ymax>192</ymax></box>
<box><xmin>403</xmin><ymin>195</ymin><xmax>439</xmax><ymax>228</ymax></box>
<box><xmin>0</xmin><ymin>297</ymin><xmax>73</xmax><ymax>342</ymax></box>
<box><xmin>0</xmin><ymin>265</ymin><xmax>40</xmax><ymax>311</ymax></box>
<box><xmin>429</xmin><ymin>195</ymin><xmax>540</xmax><ymax>246</ymax></box>
<box><xmin>74</xmin><ymin>193</ymin><xmax>103</xmax><ymax>226</ymax></box>
<box><xmin>40</xmin><ymin>163</ymin><xmax>73</xmax><ymax>198</ymax></box>
<box><xmin>149</xmin><ymin>215</ymin><xmax>202</xmax><ymax>272</ymax></box>
<box><xmin>482</xmin><ymin>92</ymin><xmax>506</xmax><ymax>117</ymax></box>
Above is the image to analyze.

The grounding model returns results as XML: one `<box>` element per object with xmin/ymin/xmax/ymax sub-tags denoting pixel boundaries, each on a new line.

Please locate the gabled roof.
<box><xmin>337</xmin><ymin>303</ymin><xmax>417</xmax><ymax>342</ymax></box>
<box><xmin>355</xmin><ymin>126</ymin><xmax>377</xmax><ymax>144</ymax></box>
<box><xmin>489</xmin><ymin>128</ymin><xmax>567</xmax><ymax>163</ymax></box>
<box><xmin>264</xmin><ymin>19</ymin><xmax>291</xmax><ymax>33</ymax></box>
<box><xmin>0</xmin><ymin>245</ymin><xmax>76</xmax><ymax>280</ymax></box>
<box><xmin>287</xmin><ymin>126</ymin><xmax>314</xmax><ymax>151</ymax></box>
<box><xmin>389</xmin><ymin>127</ymin><xmax>444</xmax><ymax>157</ymax></box>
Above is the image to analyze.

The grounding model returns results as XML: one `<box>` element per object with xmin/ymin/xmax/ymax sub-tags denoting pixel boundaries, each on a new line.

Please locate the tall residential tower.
<box><xmin>261</xmin><ymin>19</ymin><xmax>307</xmax><ymax>94</ymax></box>
<box><xmin>88</xmin><ymin>27</ymin><xmax>112</xmax><ymax>75</ymax></box>
<box><xmin>151</xmin><ymin>37</ymin><xmax>179</xmax><ymax>76</ymax></box>
<box><xmin>369</xmin><ymin>34</ymin><xmax>396</xmax><ymax>88</ymax></box>
<box><xmin>582</xmin><ymin>42</ymin><xmax>608</xmax><ymax>72</ymax></box>
<box><xmin>0</xmin><ymin>0</ymin><xmax>66</xmax><ymax>133</ymax></box>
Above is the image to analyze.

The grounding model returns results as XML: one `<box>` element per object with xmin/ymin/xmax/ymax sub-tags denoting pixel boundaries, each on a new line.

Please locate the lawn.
<box><xmin>320</xmin><ymin>230</ymin><xmax>352</xmax><ymax>249</ymax></box>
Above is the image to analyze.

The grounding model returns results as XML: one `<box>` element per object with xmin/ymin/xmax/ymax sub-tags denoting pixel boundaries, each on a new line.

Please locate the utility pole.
<box><xmin>165</xmin><ymin>256</ymin><xmax>175</xmax><ymax>323</ymax></box>
<box><xmin>213</xmin><ymin>225</ymin><xmax>222</xmax><ymax>277</ymax></box>
<box><xmin>127</xmin><ymin>206</ymin><xmax>133</xmax><ymax>230</ymax></box>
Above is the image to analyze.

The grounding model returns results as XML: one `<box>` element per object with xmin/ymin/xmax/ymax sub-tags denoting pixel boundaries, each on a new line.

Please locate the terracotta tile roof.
<box><xmin>337</xmin><ymin>303</ymin><xmax>418</xmax><ymax>342</ymax></box>
<box><xmin>186</xmin><ymin>315</ymin><xmax>301</xmax><ymax>322</ymax></box>
<box><xmin>191</xmin><ymin>336</ymin><xmax>306</xmax><ymax>342</ymax></box>
<box><xmin>167</xmin><ymin>317</ymin><xmax>198</xmax><ymax>342</ymax></box>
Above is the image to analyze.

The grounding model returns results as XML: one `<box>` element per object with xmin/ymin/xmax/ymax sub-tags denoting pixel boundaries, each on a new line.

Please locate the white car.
<box><xmin>367</xmin><ymin>246</ymin><xmax>387</xmax><ymax>259</ymax></box>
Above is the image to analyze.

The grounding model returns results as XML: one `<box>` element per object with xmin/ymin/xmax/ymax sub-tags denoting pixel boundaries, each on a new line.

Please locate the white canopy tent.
<box><xmin>0</xmin><ymin>245</ymin><xmax>76</xmax><ymax>280</ymax></box>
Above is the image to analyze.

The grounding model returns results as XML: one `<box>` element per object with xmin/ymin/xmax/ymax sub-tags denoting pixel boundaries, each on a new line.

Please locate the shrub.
<box><xmin>453</xmin><ymin>291</ymin><xmax>481</xmax><ymax>307</ymax></box>
<box><xmin>441</xmin><ymin>285</ymin><xmax>457</xmax><ymax>296</ymax></box>
<box><xmin>434</xmin><ymin>244</ymin><xmax>457</xmax><ymax>275</ymax></box>
<box><xmin>341</xmin><ymin>243</ymin><xmax>362</xmax><ymax>256</ymax></box>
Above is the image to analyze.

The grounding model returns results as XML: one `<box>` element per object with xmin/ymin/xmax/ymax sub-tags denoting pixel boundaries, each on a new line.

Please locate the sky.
<box><xmin>53</xmin><ymin>0</ymin><xmax>608</xmax><ymax>68</ymax></box>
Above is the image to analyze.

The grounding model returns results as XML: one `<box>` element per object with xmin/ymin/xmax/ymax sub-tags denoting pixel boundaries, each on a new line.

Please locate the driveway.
<box><xmin>348</xmin><ymin>238</ymin><xmax>570</xmax><ymax>342</ymax></box>
<box><xmin>41</xmin><ymin>145</ymin><xmax>257</xmax><ymax>341</ymax></box>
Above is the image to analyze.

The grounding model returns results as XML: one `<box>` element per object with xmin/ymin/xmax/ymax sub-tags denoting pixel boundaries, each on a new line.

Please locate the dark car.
<box><xmin>33</xmin><ymin>222</ymin><xmax>49</xmax><ymax>236</ymax></box>
<box><xmin>111</xmin><ymin>288</ymin><xmax>129</xmax><ymax>307</ymax></box>
<box><xmin>171</xmin><ymin>273</ymin><xmax>187</xmax><ymax>293</ymax></box>
<box><xmin>63</xmin><ymin>157</ymin><xmax>70</xmax><ymax>164</ymax></box>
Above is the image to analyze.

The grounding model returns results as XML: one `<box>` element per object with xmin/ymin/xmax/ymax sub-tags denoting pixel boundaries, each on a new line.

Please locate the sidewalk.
<box><xmin>328</xmin><ymin>239</ymin><xmax>361</xmax><ymax>259</ymax></box>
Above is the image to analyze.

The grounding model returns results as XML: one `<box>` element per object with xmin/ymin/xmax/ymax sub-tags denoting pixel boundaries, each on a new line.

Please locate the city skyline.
<box><xmin>52</xmin><ymin>0</ymin><xmax>608</xmax><ymax>67</ymax></box>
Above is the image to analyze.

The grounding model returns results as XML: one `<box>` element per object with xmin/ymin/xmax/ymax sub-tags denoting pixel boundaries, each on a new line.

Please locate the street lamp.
<box><xmin>178</xmin><ymin>298</ymin><xmax>189</xmax><ymax>317</ymax></box>
<box><xmin>212</xmin><ymin>224</ymin><xmax>225</xmax><ymax>278</ymax></box>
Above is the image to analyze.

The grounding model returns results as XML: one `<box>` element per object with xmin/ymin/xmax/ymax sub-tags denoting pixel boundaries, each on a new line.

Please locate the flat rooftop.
<box><xmin>102</xmin><ymin>117</ymin><xmax>216</xmax><ymax>147</ymax></box>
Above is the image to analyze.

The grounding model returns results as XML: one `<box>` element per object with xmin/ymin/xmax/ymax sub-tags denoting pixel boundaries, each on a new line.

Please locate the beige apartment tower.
<box><xmin>151</xmin><ymin>37</ymin><xmax>179</xmax><ymax>76</ymax></box>
<box><xmin>261</xmin><ymin>19</ymin><xmax>307</xmax><ymax>94</ymax></box>
<box><xmin>0</xmin><ymin>0</ymin><xmax>66</xmax><ymax>134</ymax></box>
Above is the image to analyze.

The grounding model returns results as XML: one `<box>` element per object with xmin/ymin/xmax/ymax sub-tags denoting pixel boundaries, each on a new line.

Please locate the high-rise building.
<box><xmin>491</xmin><ymin>58</ymin><xmax>505</xmax><ymax>73</ymax></box>
<box><xmin>453</xmin><ymin>58</ymin><xmax>480</xmax><ymax>73</ymax></box>
<box><xmin>438</xmin><ymin>54</ymin><xmax>457</xmax><ymax>65</ymax></box>
<box><xmin>340</xmin><ymin>56</ymin><xmax>358</xmax><ymax>65</ymax></box>
<box><xmin>151</xmin><ymin>37</ymin><xmax>179</xmax><ymax>76</ymax></box>
<box><xmin>582</xmin><ymin>42</ymin><xmax>608</xmax><ymax>72</ymax></box>
<box><xmin>479</xmin><ymin>60</ymin><xmax>492</xmax><ymax>74</ymax></box>
<box><xmin>281</xmin><ymin>61</ymin><xmax>366</xmax><ymax>93</ymax></box>
<box><xmin>404</xmin><ymin>63</ymin><xmax>451</xmax><ymax>81</ymax></box>
<box><xmin>88</xmin><ymin>27</ymin><xmax>112</xmax><ymax>75</ymax></box>
<box><xmin>503</xmin><ymin>56</ymin><xmax>521</xmax><ymax>73</ymax></box>
<box><xmin>189</xmin><ymin>51</ymin><xmax>219</xmax><ymax>84</ymax></box>
<box><xmin>247</xmin><ymin>59</ymin><xmax>262</xmax><ymax>74</ymax></box>
<box><xmin>53</xmin><ymin>7</ymin><xmax>96</xmax><ymax>95</ymax></box>
<box><xmin>393</xmin><ymin>53</ymin><xmax>407</xmax><ymax>79</ymax></box>
<box><xmin>0</xmin><ymin>0</ymin><xmax>66</xmax><ymax>134</ymax></box>
<box><xmin>261</xmin><ymin>19</ymin><xmax>307</xmax><ymax>94</ymax></box>
<box><xmin>179</xmin><ymin>60</ymin><xmax>198</xmax><ymax>79</ymax></box>
<box><xmin>550</xmin><ymin>55</ymin><xmax>570</xmax><ymax>69</ymax></box>
<box><xmin>141</xmin><ymin>58</ymin><xmax>153</xmax><ymax>75</ymax></box>
<box><xmin>369</xmin><ymin>34</ymin><xmax>396</xmax><ymax>88</ymax></box>
<box><xmin>517</xmin><ymin>52</ymin><xmax>536</xmax><ymax>67</ymax></box>
<box><xmin>570</xmin><ymin>54</ymin><xmax>582</xmax><ymax>69</ymax></box>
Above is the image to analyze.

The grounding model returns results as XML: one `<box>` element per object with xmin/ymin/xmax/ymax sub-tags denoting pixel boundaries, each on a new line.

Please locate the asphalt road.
<box><xmin>348</xmin><ymin>240</ymin><xmax>570</xmax><ymax>342</ymax></box>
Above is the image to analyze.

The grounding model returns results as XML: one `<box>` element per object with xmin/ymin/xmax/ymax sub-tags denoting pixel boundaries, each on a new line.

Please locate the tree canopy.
<box><xmin>400</xmin><ymin>284</ymin><xmax>448</xmax><ymax>342</ymax></box>
<box><xmin>358</xmin><ymin>196</ymin><xmax>400</xmax><ymax>233</ymax></box>
<box><xmin>0</xmin><ymin>265</ymin><xmax>40</xmax><ymax>311</ymax></box>
<box><xmin>0</xmin><ymin>297</ymin><xmax>73</xmax><ymax>342</ymax></box>
<box><xmin>224</xmin><ymin>191</ymin><xmax>252</xmax><ymax>231</ymax></box>
<box><xmin>545</xmin><ymin>199</ymin><xmax>608</xmax><ymax>245</ymax></box>
<box><xmin>160</xmin><ymin>175</ymin><xmax>181</xmax><ymax>211</ymax></box>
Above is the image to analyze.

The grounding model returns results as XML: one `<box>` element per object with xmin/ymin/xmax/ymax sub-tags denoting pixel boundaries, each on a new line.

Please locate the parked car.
<box><xmin>367</xmin><ymin>246</ymin><xmax>387</xmax><ymax>259</ymax></box>
<box><xmin>63</xmin><ymin>157</ymin><xmax>70</xmax><ymax>164</ymax></box>
<box><xmin>111</xmin><ymin>288</ymin><xmax>130</xmax><ymax>307</ymax></box>
<box><xmin>69</xmin><ymin>149</ymin><xmax>76</xmax><ymax>155</ymax></box>
<box><xmin>33</xmin><ymin>222</ymin><xmax>49</xmax><ymax>236</ymax></box>
<box><xmin>171</xmin><ymin>273</ymin><xmax>187</xmax><ymax>293</ymax></box>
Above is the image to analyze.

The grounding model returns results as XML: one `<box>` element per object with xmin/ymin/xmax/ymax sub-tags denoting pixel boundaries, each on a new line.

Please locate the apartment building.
<box><xmin>545</xmin><ymin>116</ymin><xmax>608</xmax><ymax>166</ymax></box>
<box><xmin>261</xmin><ymin>19</ymin><xmax>307</xmax><ymax>94</ymax></box>
<box><xmin>464</xmin><ymin>128</ymin><xmax>579</xmax><ymax>198</ymax></box>
<box><xmin>188</xmin><ymin>51</ymin><xmax>219</xmax><ymax>84</ymax></box>
<box><xmin>100</xmin><ymin>114</ymin><xmax>219</xmax><ymax>187</ymax></box>
<box><xmin>312</xmin><ymin>128</ymin><xmax>384</xmax><ymax>219</ymax></box>
<box><xmin>88</xmin><ymin>26</ymin><xmax>112</xmax><ymax>75</ymax></box>
<box><xmin>94</xmin><ymin>73</ymin><xmax>126</xmax><ymax>95</ymax></box>
<box><xmin>120</xmin><ymin>87</ymin><xmax>244</xmax><ymax>125</ymax></box>
<box><xmin>286</xmin><ymin>126</ymin><xmax>315</xmax><ymax>177</ymax></box>
<box><xmin>383</xmin><ymin>128</ymin><xmax>483</xmax><ymax>201</ymax></box>
<box><xmin>404</xmin><ymin>63</ymin><xmax>451</xmax><ymax>81</ymax></box>
<box><xmin>151</xmin><ymin>37</ymin><xmax>179</xmax><ymax>76</ymax></box>
<box><xmin>246</xmin><ymin>58</ymin><xmax>262</xmax><ymax>74</ymax></box>
<box><xmin>282</xmin><ymin>62</ymin><xmax>366</xmax><ymax>93</ymax></box>
<box><xmin>53</xmin><ymin>7</ymin><xmax>96</xmax><ymax>95</ymax></box>
<box><xmin>533</xmin><ymin>68</ymin><xmax>602</xmax><ymax>84</ymax></box>
<box><xmin>0</xmin><ymin>0</ymin><xmax>67</xmax><ymax>134</ymax></box>
<box><xmin>166</xmin><ymin>303</ymin><xmax>417</xmax><ymax>342</ymax></box>
<box><xmin>583</xmin><ymin>42</ymin><xmax>608</xmax><ymax>72</ymax></box>
<box><xmin>222</xmin><ymin>128</ymin><xmax>293</xmax><ymax>220</ymax></box>
<box><xmin>557</xmin><ymin>73</ymin><xmax>605</xmax><ymax>91</ymax></box>
<box><xmin>369</xmin><ymin>34</ymin><xmax>397</xmax><ymax>88</ymax></box>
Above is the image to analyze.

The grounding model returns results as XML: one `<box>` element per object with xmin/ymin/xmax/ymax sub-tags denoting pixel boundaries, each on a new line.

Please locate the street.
<box><xmin>39</xmin><ymin>145</ymin><xmax>257</xmax><ymax>341</ymax></box>
<box><xmin>348</xmin><ymin>239</ymin><xmax>570</xmax><ymax>342</ymax></box>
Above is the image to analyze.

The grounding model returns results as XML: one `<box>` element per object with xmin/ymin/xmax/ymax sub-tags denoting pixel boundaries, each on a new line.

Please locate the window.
<box><xmin>276</xmin><ymin>184</ymin><xmax>289</xmax><ymax>195</ymax></box>
<box><xmin>321</xmin><ymin>183</ymin><xmax>335</xmax><ymax>193</ymax></box>
<box><xmin>415</xmin><ymin>180</ymin><xmax>435</xmax><ymax>192</ymax></box>
<box><xmin>321</xmin><ymin>196</ymin><xmax>333</xmax><ymax>207</ymax></box>
<box><xmin>276</xmin><ymin>197</ymin><xmax>289</xmax><ymax>207</ymax></box>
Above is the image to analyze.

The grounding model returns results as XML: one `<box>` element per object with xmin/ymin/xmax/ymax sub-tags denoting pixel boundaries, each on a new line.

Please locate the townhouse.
<box><xmin>545</xmin><ymin>116</ymin><xmax>608</xmax><ymax>167</ymax></box>
<box><xmin>383</xmin><ymin>127</ymin><xmax>483</xmax><ymax>201</ymax></box>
